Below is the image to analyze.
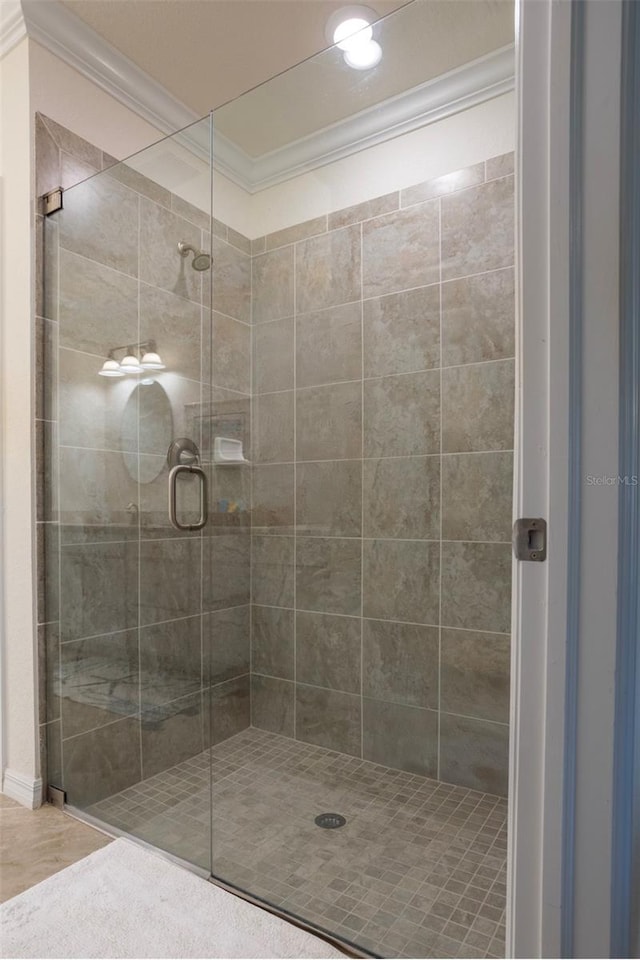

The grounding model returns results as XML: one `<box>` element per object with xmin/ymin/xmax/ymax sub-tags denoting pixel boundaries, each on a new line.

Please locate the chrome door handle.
<box><xmin>168</xmin><ymin>464</ymin><xmax>208</xmax><ymax>531</ymax></box>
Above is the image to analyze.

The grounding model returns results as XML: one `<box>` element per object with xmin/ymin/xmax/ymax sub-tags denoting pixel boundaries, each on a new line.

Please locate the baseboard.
<box><xmin>2</xmin><ymin>769</ymin><xmax>43</xmax><ymax>809</ymax></box>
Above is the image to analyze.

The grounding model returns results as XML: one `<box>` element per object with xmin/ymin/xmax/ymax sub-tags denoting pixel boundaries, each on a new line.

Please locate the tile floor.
<box><xmin>0</xmin><ymin>794</ymin><xmax>110</xmax><ymax>903</ymax></box>
<box><xmin>87</xmin><ymin>728</ymin><xmax>507</xmax><ymax>958</ymax></box>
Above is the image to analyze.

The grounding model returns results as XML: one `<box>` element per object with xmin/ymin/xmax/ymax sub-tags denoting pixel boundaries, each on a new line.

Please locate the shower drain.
<box><xmin>314</xmin><ymin>813</ymin><xmax>346</xmax><ymax>829</ymax></box>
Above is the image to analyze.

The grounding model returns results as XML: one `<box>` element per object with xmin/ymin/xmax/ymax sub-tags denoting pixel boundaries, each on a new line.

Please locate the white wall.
<box><xmin>0</xmin><ymin>38</ymin><xmax>39</xmax><ymax>804</ymax></box>
<box><xmin>29</xmin><ymin>41</ymin><xmax>162</xmax><ymax>161</ymax></box>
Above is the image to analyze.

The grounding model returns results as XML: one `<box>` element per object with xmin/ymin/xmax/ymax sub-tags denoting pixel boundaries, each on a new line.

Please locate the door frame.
<box><xmin>508</xmin><ymin>2</ymin><xmax>573</xmax><ymax>954</ymax></box>
<box><xmin>510</xmin><ymin>1</ymin><xmax>627</xmax><ymax>956</ymax></box>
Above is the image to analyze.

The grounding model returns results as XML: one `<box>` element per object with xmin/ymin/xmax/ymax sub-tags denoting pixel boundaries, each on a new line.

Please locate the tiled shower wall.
<box><xmin>249</xmin><ymin>155</ymin><xmax>514</xmax><ymax>796</ymax></box>
<box><xmin>36</xmin><ymin>113</ymin><xmax>513</xmax><ymax>804</ymax></box>
<box><xmin>35</xmin><ymin>115</ymin><xmax>253</xmax><ymax>806</ymax></box>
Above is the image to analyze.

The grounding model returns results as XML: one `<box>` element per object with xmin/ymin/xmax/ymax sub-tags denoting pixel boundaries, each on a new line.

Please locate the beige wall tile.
<box><xmin>441</xmin><ymin>177</ymin><xmax>514</xmax><ymax>281</ymax></box>
<box><xmin>253</xmin><ymin>317</ymin><xmax>294</xmax><ymax>394</ymax></box>
<box><xmin>296</xmin><ymin>302</ymin><xmax>362</xmax><ymax>388</ymax></box>
<box><xmin>441</xmin><ymin>541</ymin><xmax>512</xmax><ymax>633</ymax></box>
<box><xmin>296</xmin><ymin>460</ymin><xmax>362</xmax><ymax>537</ymax></box>
<box><xmin>296</xmin><ymin>611</ymin><xmax>361</xmax><ymax>694</ymax></box>
<box><xmin>442</xmin><ymin>451</ymin><xmax>513</xmax><ymax>541</ymax></box>
<box><xmin>442</xmin><ymin>360</ymin><xmax>515</xmax><ymax>453</ymax></box>
<box><xmin>363</xmin><ymin>202</ymin><xmax>439</xmax><ymax>298</ymax></box>
<box><xmin>296</xmin><ymin>224</ymin><xmax>361</xmax><ymax>313</ymax></box>
<box><xmin>442</xmin><ymin>268</ymin><xmax>515</xmax><ymax>366</ymax></box>
<box><xmin>265</xmin><ymin>215</ymin><xmax>327</xmax><ymax>251</ymax></box>
<box><xmin>364</xmin><ymin>285</ymin><xmax>440</xmax><ymax>378</ymax></box>
<box><xmin>363</xmin><ymin>539</ymin><xmax>439</xmax><ymax>625</ymax></box>
<box><xmin>296</xmin><ymin>537</ymin><xmax>362</xmax><ymax>616</ymax></box>
<box><xmin>441</xmin><ymin>628</ymin><xmax>510</xmax><ymax>724</ymax></box>
<box><xmin>252</xmin><ymin>246</ymin><xmax>294</xmax><ymax>323</ymax></box>
<box><xmin>400</xmin><ymin>163</ymin><xmax>485</xmax><ymax>207</ymax></box>
<box><xmin>363</xmin><ymin>456</ymin><xmax>440</xmax><ymax>540</ymax></box>
<box><xmin>439</xmin><ymin>713</ymin><xmax>509</xmax><ymax>796</ymax></box>
<box><xmin>364</xmin><ymin>370</ymin><xmax>440</xmax><ymax>458</ymax></box>
<box><xmin>363</xmin><ymin>619</ymin><xmax>438</xmax><ymax>709</ymax></box>
<box><xmin>297</xmin><ymin>382</ymin><xmax>362</xmax><ymax>461</ymax></box>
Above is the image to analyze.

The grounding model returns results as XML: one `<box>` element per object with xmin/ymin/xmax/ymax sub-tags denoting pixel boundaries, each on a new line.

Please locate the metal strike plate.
<box><xmin>513</xmin><ymin>517</ymin><xmax>547</xmax><ymax>561</ymax></box>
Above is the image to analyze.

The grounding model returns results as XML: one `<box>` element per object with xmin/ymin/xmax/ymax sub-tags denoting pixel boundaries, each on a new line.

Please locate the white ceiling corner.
<box><xmin>16</xmin><ymin>0</ymin><xmax>514</xmax><ymax>193</ymax></box>
<box><xmin>0</xmin><ymin>1</ymin><xmax>28</xmax><ymax>59</ymax></box>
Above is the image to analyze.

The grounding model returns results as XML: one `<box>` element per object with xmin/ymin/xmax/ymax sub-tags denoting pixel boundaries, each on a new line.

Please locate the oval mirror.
<box><xmin>122</xmin><ymin>381</ymin><xmax>174</xmax><ymax>483</ymax></box>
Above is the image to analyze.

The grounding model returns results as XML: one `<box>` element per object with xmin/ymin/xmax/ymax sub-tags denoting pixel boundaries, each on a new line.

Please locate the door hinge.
<box><xmin>513</xmin><ymin>517</ymin><xmax>547</xmax><ymax>561</ymax></box>
<box><xmin>47</xmin><ymin>785</ymin><xmax>66</xmax><ymax>808</ymax></box>
<box><xmin>42</xmin><ymin>188</ymin><xmax>63</xmax><ymax>216</ymax></box>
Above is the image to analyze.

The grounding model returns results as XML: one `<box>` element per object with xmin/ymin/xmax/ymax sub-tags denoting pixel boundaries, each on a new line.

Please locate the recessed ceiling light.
<box><xmin>333</xmin><ymin>17</ymin><xmax>373</xmax><ymax>50</ymax></box>
<box><xmin>326</xmin><ymin>5</ymin><xmax>382</xmax><ymax>71</ymax></box>
<box><xmin>344</xmin><ymin>39</ymin><xmax>382</xmax><ymax>70</ymax></box>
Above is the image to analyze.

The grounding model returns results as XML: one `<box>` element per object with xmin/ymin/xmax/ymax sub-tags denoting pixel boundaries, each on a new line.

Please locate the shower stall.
<box><xmin>37</xmin><ymin>4</ymin><xmax>514</xmax><ymax>956</ymax></box>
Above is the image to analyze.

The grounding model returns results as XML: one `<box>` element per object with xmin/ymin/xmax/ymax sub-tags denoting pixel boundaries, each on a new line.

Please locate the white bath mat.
<box><xmin>0</xmin><ymin>837</ymin><xmax>346</xmax><ymax>959</ymax></box>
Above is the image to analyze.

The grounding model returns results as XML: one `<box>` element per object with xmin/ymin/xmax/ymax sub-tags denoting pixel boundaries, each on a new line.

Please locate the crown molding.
<box><xmin>18</xmin><ymin>0</ymin><xmax>514</xmax><ymax>192</ymax></box>
<box><xmin>21</xmin><ymin>0</ymin><xmax>201</xmax><ymax>135</ymax></box>
<box><xmin>0</xmin><ymin>1</ymin><xmax>27</xmax><ymax>59</ymax></box>
<box><xmin>222</xmin><ymin>44</ymin><xmax>515</xmax><ymax>192</ymax></box>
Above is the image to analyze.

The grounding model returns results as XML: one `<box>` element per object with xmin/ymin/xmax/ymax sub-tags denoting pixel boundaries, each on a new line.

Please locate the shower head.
<box><xmin>177</xmin><ymin>240</ymin><xmax>211</xmax><ymax>271</ymax></box>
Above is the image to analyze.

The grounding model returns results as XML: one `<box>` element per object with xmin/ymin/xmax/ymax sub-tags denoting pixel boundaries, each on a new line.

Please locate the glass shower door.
<box><xmin>45</xmin><ymin>116</ymin><xmax>217</xmax><ymax>870</ymax></box>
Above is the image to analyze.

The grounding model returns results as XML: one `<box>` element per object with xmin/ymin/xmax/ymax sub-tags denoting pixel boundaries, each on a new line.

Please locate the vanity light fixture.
<box><xmin>99</xmin><ymin>341</ymin><xmax>165</xmax><ymax>378</ymax></box>
<box><xmin>141</xmin><ymin>351</ymin><xmax>166</xmax><ymax>370</ymax></box>
<box><xmin>98</xmin><ymin>358</ymin><xmax>124</xmax><ymax>378</ymax></box>
<box><xmin>120</xmin><ymin>352</ymin><xmax>143</xmax><ymax>373</ymax></box>
<box><xmin>326</xmin><ymin>5</ymin><xmax>382</xmax><ymax>70</ymax></box>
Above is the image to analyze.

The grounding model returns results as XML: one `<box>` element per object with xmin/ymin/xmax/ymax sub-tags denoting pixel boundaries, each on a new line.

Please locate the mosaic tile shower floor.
<box><xmin>87</xmin><ymin>728</ymin><xmax>507</xmax><ymax>959</ymax></box>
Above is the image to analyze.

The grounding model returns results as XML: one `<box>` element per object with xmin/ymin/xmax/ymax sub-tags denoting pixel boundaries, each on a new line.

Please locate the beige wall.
<box><xmin>0</xmin><ymin>38</ymin><xmax>39</xmax><ymax>801</ymax></box>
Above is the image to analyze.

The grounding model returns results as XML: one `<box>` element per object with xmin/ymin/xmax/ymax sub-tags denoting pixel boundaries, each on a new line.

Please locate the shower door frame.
<box><xmin>510</xmin><ymin>0</ymin><xmax>627</xmax><ymax>957</ymax></box>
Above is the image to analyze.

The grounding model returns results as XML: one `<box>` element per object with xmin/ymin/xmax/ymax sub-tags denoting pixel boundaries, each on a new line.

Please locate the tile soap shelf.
<box><xmin>213</xmin><ymin>436</ymin><xmax>250</xmax><ymax>466</ymax></box>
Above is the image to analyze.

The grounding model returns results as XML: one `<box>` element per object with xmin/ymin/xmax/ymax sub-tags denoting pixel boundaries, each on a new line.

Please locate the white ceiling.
<box><xmin>60</xmin><ymin>0</ymin><xmax>408</xmax><ymax>113</ymax></box>
<box><xmin>60</xmin><ymin>1</ymin><xmax>514</xmax><ymax>154</ymax></box>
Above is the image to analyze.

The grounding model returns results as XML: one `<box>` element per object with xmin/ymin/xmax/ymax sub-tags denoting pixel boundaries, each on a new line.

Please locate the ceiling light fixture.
<box><xmin>326</xmin><ymin>5</ymin><xmax>381</xmax><ymax>71</ymax></box>
<box><xmin>344</xmin><ymin>38</ymin><xmax>382</xmax><ymax>69</ymax></box>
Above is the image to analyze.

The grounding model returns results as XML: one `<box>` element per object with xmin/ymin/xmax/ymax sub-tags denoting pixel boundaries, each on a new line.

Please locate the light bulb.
<box><xmin>140</xmin><ymin>377</ymin><xmax>155</xmax><ymax>386</ymax></box>
<box><xmin>333</xmin><ymin>18</ymin><xmax>372</xmax><ymax>51</ymax></box>
<box><xmin>98</xmin><ymin>359</ymin><xmax>124</xmax><ymax>378</ymax></box>
<box><xmin>120</xmin><ymin>353</ymin><xmax>143</xmax><ymax>373</ymax></box>
<box><xmin>343</xmin><ymin>39</ymin><xmax>382</xmax><ymax>70</ymax></box>
<box><xmin>141</xmin><ymin>351</ymin><xmax>166</xmax><ymax>370</ymax></box>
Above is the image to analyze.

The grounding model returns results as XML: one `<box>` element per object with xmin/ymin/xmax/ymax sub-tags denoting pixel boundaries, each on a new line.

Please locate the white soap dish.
<box><xmin>213</xmin><ymin>437</ymin><xmax>250</xmax><ymax>465</ymax></box>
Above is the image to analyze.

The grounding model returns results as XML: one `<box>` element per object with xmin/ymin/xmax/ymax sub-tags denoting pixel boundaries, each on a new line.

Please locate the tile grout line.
<box><xmin>200</xmin><ymin>217</ymin><xmax>207</xmax><ymax>760</ymax></box>
<box><xmin>249</xmin><ymin>223</ymin><xmax>254</xmax><ymax>731</ymax></box>
<box><xmin>438</xmin><ymin>195</ymin><xmax>443</xmax><ymax>783</ymax></box>
<box><xmin>136</xmin><ymin>191</ymin><xmax>144</xmax><ymax>783</ymax></box>
<box><xmin>360</xmin><ymin>220</ymin><xmax>365</xmax><ymax>762</ymax></box>
<box><xmin>55</xmin><ymin>181</ymin><xmax>65</xmax><ymax>785</ymax></box>
<box><xmin>252</xmin><ymin>354</ymin><xmax>515</xmax><ymax>399</ymax></box>
<box><xmin>292</xmin><ymin>233</ymin><xmax>298</xmax><ymax>741</ymax></box>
